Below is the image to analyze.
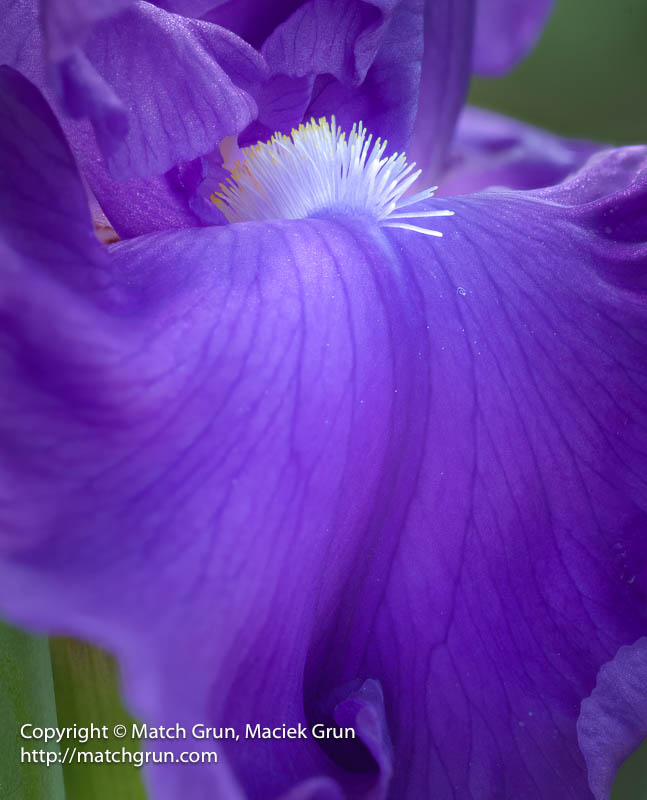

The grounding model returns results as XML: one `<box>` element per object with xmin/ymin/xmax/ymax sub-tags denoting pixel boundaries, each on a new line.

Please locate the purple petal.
<box><xmin>153</xmin><ymin>0</ymin><xmax>223</xmax><ymax>16</ymax></box>
<box><xmin>2</xmin><ymin>69</ymin><xmax>647</xmax><ymax>800</ymax></box>
<box><xmin>336</xmin><ymin>150</ymin><xmax>647</xmax><ymax>797</ymax></box>
<box><xmin>253</xmin><ymin>73</ymin><xmax>315</xmax><ymax>138</ymax></box>
<box><xmin>330</xmin><ymin>680</ymin><xmax>393</xmax><ymax>796</ymax></box>
<box><xmin>41</xmin><ymin>0</ymin><xmax>230</xmax><ymax>61</ymax></box>
<box><xmin>257</xmin><ymin>0</ymin><xmax>409</xmax><ymax>142</ymax></box>
<box><xmin>473</xmin><ymin>0</ymin><xmax>554</xmax><ymax>76</ymax></box>
<box><xmin>408</xmin><ymin>0</ymin><xmax>473</xmax><ymax>181</ymax></box>
<box><xmin>0</xmin><ymin>66</ymin><xmax>104</xmax><ymax>278</ymax></box>
<box><xmin>276</xmin><ymin>777</ymin><xmax>345</xmax><ymax>800</ymax></box>
<box><xmin>302</xmin><ymin>0</ymin><xmax>423</xmax><ymax>152</ymax></box>
<box><xmin>437</xmin><ymin>106</ymin><xmax>600</xmax><ymax>196</ymax></box>
<box><xmin>56</xmin><ymin>48</ymin><xmax>128</xmax><ymax>142</ymax></box>
<box><xmin>203</xmin><ymin>0</ymin><xmax>474</xmax><ymax>169</ymax></box>
<box><xmin>578</xmin><ymin>638</ymin><xmax>647</xmax><ymax>800</ymax></box>
<box><xmin>2</xmin><ymin>1</ymin><xmax>48</xmax><ymax>88</ymax></box>
<box><xmin>76</xmin><ymin>2</ymin><xmax>266</xmax><ymax>179</ymax></box>
<box><xmin>202</xmin><ymin>0</ymin><xmax>303</xmax><ymax>51</ymax></box>
<box><xmin>209</xmin><ymin>0</ymin><xmax>473</xmax><ymax>194</ymax></box>
<box><xmin>217</xmin><ymin>0</ymin><xmax>447</xmax><ymax>153</ymax></box>
<box><xmin>7</xmin><ymin>1</ymin><xmax>267</xmax><ymax>179</ymax></box>
<box><xmin>1</xmin><ymin>2</ymin><xmax>264</xmax><ymax>232</ymax></box>
<box><xmin>261</xmin><ymin>0</ymin><xmax>395</xmax><ymax>85</ymax></box>
<box><xmin>41</xmin><ymin>0</ymin><xmax>133</xmax><ymax>60</ymax></box>
<box><xmin>68</xmin><ymin>118</ymin><xmax>206</xmax><ymax>237</ymax></box>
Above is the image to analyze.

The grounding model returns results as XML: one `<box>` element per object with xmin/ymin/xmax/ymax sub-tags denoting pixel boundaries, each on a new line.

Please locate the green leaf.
<box><xmin>612</xmin><ymin>738</ymin><xmax>647</xmax><ymax>800</ymax></box>
<box><xmin>0</xmin><ymin>619</ymin><xmax>66</xmax><ymax>800</ymax></box>
<box><xmin>49</xmin><ymin>638</ymin><xmax>147</xmax><ymax>800</ymax></box>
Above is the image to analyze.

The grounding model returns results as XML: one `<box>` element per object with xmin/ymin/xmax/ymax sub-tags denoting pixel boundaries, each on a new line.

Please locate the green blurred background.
<box><xmin>3</xmin><ymin>1</ymin><xmax>647</xmax><ymax>799</ymax></box>
<box><xmin>470</xmin><ymin>0</ymin><xmax>647</xmax><ymax>144</ymax></box>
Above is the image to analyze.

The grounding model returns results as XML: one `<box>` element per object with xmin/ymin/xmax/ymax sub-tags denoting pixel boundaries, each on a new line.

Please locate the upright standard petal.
<box><xmin>3</xmin><ymin>1</ymin><xmax>267</xmax><ymax>179</ymax></box>
<box><xmin>260</xmin><ymin>0</ymin><xmax>398</xmax><ymax>86</ymax></box>
<box><xmin>2</xmin><ymin>70</ymin><xmax>647</xmax><ymax>800</ymax></box>
<box><xmin>223</xmin><ymin>0</ymin><xmax>475</xmax><ymax>172</ymax></box>
<box><xmin>1</xmin><ymin>2</ymin><xmax>267</xmax><ymax>233</ymax></box>
<box><xmin>473</xmin><ymin>0</ymin><xmax>554</xmax><ymax>75</ymax></box>
<box><xmin>77</xmin><ymin>2</ymin><xmax>266</xmax><ymax>178</ymax></box>
<box><xmin>256</xmin><ymin>0</ymin><xmax>423</xmax><ymax>151</ymax></box>
<box><xmin>408</xmin><ymin>0</ymin><xmax>474</xmax><ymax>181</ymax></box>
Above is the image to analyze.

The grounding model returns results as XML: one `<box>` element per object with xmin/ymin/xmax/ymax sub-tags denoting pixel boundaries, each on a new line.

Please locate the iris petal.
<box><xmin>41</xmin><ymin>0</ymin><xmax>133</xmax><ymax>60</ymax></box>
<box><xmin>1</xmin><ymin>1</ymin><xmax>267</xmax><ymax>232</ymax></box>
<box><xmin>437</xmin><ymin>106</ymin><xmax>600</xmax><ymax>195</ymax></box>
<box><xmin>257</xmin><ymin>0</ymin><xmax>424</xmax><ymax>150</ymax></box>
<box><xmin>578</xmin><ymin>637</ymin><xmax>647</xmax><ymax>800</ymax></box>
<box><xmin>154</xmin><ymin>0</ymin><xmax>223</xmax><ymax>16</ymax></box>
<box><xmin>361</xmin><ymin>155</ymin><xmax>647</xmax><ymax>797</ymax></box>
<box><xmin>0</xmin><ymin>67</ymin><xmax>105</xmax><ymax>277</ymax></box>
<box><xmin>261</xmin><ymin>0</ymin><xmax>395</xmax><ymax>85</ymax></box>
<box><xmin>2</xmin><ymin>69</ymin><xmax>647</xmax><ymax>800</ymax></box>
<box><xmin>408</xmin><ymin>0</ymin><xmax>473</xmax><ymax>180</ymax></box>
<box><xmin>78</xmin><ymin>2</ymin><xmax>266</xmax><ymax>179</ymax></box>
<box><xmin>473</xmin><ymin>0</ymin><xmax>554</xmax><ymax>76</ymax></box>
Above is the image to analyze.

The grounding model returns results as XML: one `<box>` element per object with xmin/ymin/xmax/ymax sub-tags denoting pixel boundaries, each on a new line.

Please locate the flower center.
<box><xmin>211</xmin><ymin>117</ymin><xmax>454</xmax><ymax>237</ymax></box>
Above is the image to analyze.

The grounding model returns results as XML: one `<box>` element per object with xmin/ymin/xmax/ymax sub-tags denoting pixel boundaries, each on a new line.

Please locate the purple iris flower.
<box><xmin>1</xmin><ymin>1</ymin><xmax>646</xmax><ymax>799</ymax></box>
